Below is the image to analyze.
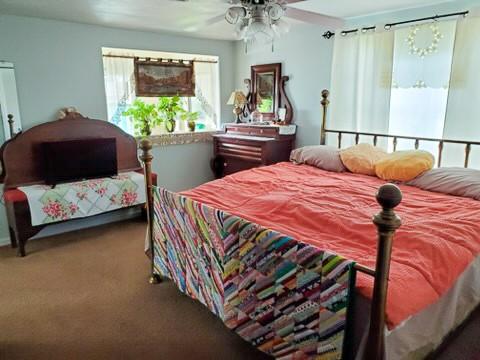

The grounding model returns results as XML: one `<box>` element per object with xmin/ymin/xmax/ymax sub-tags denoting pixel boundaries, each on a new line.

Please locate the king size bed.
<box><xmin>138</xmin><ymin>90</ymin><xmax>480</xmax><ymax>360</ymax></box>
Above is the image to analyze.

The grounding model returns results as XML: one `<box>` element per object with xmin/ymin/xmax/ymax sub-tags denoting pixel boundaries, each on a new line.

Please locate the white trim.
<box><xmin>0</xmin><ymin>236</ymin><xmax>10</xmax><ymax>247</ymax></box>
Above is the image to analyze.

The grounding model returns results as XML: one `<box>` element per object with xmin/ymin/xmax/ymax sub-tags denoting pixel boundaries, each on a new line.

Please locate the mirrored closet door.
<box><xmin>0</xmin><ymin>61</ymin><xmax>22</xmax><ymax>143</ymax></box>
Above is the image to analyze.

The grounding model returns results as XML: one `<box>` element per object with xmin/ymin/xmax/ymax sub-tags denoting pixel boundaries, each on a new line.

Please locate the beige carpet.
<box><xmin>0</xmin><ymin>219</ymin><xmax>267</xmax><ymax>360</ymax></box>
<box><xmin>0</xmin><ymin>219</ymin><xmax>478</xmax><ymax>360</ymax></box>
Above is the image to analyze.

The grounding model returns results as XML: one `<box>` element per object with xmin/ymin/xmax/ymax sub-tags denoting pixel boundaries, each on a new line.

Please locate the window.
<box><xmin>388</xmin><ymin>21</ymin><xmax>457</xmax><ymax>153</ymax></box>
<box><xmin>102</xmin><ymin>47</ymin><xmax>220</xmax><ymax>136</ymax></box>
<box><xmin>330</xmin><ymin>16</ymin><xmax>480</xmax><ymax>168</ymax></box>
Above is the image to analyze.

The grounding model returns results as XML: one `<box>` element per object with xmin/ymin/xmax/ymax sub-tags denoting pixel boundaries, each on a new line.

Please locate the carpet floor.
<box><xmin>0</xmin><ymin>219</ymin><xmax>479</xmax><ymax>360</ymax></box>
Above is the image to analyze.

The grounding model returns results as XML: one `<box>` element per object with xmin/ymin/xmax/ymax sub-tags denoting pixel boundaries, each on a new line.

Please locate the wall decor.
<box><xmin>134</xmin><ymin>58</ymin><xmax>195</xmax><ymax>97</ymax></box>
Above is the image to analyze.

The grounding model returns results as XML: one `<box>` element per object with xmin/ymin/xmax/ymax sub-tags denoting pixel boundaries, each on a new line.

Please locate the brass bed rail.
<box><xmin>320</xmin><ymin>89</ymin><xmax>480</xmax><ymax>168</ymax></box>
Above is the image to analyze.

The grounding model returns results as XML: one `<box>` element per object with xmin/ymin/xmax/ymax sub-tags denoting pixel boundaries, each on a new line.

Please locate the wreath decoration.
<box><xmin>406</xmin><ymin>23</ymin><xmax>443</xmax><ymax>58</ymax></box>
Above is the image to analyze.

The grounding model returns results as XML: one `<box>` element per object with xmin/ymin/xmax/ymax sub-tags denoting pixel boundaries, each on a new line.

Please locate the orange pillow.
<box><xmin>375</xmin><ymin>150</ymin><xmax>434</xmax><ymax>181</ymax></box>
<box><xmin>340</xmin><ymin>143</ymin><xmax>387</xmax><ymax>176</ymax></box>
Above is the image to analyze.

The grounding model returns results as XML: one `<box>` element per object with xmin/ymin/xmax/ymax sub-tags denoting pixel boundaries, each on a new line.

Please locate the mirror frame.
<box><xmin>248</xmin><ymin>63</ymin><xmax>293</xmax><ymax>124</ymax></box>
<box><xmin>251</xmin><ymin>63</ymin><xmax>281</xmax><ymax>122</ymax></box>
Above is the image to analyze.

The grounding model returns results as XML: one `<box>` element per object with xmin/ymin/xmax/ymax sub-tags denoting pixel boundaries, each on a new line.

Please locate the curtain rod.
<box><xmin>102</xmin><ymin>54</ymin><xmax>218</xmax><ymax>64</ymax></box>
<box><xmin>322</xmin><ymin>10</ymin><xmax>469</xmax><ymax>39</ymax></box>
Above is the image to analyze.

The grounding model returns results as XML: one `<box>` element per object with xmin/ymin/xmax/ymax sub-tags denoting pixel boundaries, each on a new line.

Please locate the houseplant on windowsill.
<box><xmin>157</xmin><ymin>96</ymin><xmax>183</xmax><ymax>133</ymax></box>
<box><xmin>123</xmin><ymin>99</ymin><xmax>160</xmax><ymax>137</ymax></box>
<box><xmin>181</xmin><ymin>111</ymin><xmax>200</xmax><ymax>132</ymax></box>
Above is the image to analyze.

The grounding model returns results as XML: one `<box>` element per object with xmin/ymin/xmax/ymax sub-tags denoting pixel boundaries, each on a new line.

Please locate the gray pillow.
<box><xmin>406</xmin><ymin>167</ymin><xmax>480</xmax><ymax>200</ymax></box>
<box><xmin>290</xmin><ymin>145</ymin><xmax>346</xmax><ymax>173</ymax></box>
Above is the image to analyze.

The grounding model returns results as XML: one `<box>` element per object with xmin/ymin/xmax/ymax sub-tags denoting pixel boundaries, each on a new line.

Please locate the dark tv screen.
<box><xmin>43</xmin><ymin>138</ymin><xmax>118</xmax><ymax>185</ymax></box>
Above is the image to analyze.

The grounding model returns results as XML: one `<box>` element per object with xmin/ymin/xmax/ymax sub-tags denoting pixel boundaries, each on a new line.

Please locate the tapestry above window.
<box><xmin>134</xmin><ymin>58</ymin><xmax>195</xmax><ymax>97</ymax></box>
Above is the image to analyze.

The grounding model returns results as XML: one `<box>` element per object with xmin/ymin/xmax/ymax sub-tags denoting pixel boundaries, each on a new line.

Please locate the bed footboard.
<box><xmin>154</xmin><ymin>186</ymin><xmax>356</xmax><ymax>358</ymax></box>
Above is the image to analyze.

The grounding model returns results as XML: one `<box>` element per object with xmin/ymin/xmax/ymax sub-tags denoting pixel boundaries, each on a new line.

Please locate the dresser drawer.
<box><xmin>226</xmin><ymin>126</ymin><xmax>278</xmax><ymax>137</ymax></box>
<box><xmin>216</xmin><ymin>138</ymin><xmax>263</xmax><ymax>163</ymax></box>
<box><xmin>212</xmin><ymin>131</ymin><xmax>295</xmax><ymax>178</ymax></box>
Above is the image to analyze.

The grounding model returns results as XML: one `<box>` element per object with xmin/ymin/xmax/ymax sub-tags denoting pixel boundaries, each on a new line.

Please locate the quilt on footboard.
<box><xmin>152</xmin><ymin>187</ymin><xmax>356</xmax><ymax>359</ymax></box>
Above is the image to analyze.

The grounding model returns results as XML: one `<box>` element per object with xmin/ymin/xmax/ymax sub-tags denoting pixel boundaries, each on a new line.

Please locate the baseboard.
<box><xmin>0</xmin><ymin>208</ymin><xmax>142</xmax><ymax>248</ymax></box>
<box><xmin>0</xmin><ymin>236</ymin><xmax>10</xmax><ymax>247</ymax></box>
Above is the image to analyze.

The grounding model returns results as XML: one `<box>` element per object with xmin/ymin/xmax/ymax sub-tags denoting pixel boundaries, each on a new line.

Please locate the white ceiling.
<box><xmin>288</xmin><ymin>0</ymin><xmax>457</xmax><ymax>19</ymax></box>
<box><xmin>0</xmin><ymin>0</ymin><xmax>460</xmax><ymax>40</ymax></box>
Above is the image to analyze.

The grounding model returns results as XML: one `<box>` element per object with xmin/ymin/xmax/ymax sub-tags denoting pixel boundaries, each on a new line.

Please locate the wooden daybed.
<box><xmin>0</xmin><ymin>111</ymin><xmax>155</xmax><ymax>257</ymax></box>
<box><xmin>138</xmin><ymin>90</ymin><xmax>480</xmax><ymax>359</ymax></box>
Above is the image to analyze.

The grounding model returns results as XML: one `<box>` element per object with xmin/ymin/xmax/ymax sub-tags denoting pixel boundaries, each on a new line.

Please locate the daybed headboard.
<box><xmin>320</xmin><ymin>89</ymin><xmax>480</xmax><ymax>168</ymax></box>
<box><xmin>0</xmin><ymin>112</ymin><xmax>141</xmax><ymax>190</ymax></box>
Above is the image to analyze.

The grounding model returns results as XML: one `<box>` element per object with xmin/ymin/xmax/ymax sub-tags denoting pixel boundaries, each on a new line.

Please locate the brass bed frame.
<box><xmin>138</xmin><ymin>89</ymin><xmax>479</xmax><ymax>360</ymax></box>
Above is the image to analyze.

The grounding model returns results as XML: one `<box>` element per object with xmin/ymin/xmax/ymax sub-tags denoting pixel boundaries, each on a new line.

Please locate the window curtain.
<box><xmin>329</xmin><ymin>30</ymin><xmax>394</xmax><ymax>147</ymax></box>
<box><xmin>192</xmin><ymin>61</ymin><xmax>220</xmax><ymax>130</ymax></box>
<box><xmin>103</xmin><ymin>57</ymin><xmax>135</xmax><ymax>134</ymax></box>
<box><xmin>443</xmin><ymin>16</ymin><xmax>480</xmax><ymax>168</ymax></box>
<box><xmin>389</xmin><ymin>20</ymin><xmax>457</xmax><ymax>154</ymax></box>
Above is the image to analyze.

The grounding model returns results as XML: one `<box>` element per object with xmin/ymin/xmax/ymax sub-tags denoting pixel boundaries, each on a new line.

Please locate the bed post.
<box><xmin>320</xmin><ymin>89</ymin><xmax>329</xmax><ymax>145</ymax></box>
<box><xmin>364</xmin><ymin>184</ymin><xmax>402</xmax><ymax>360</ymax></box>
<box><xmin>139</xmin><ymin>138</ymin><xmax>161</xmax><ymax>284</ymax></box>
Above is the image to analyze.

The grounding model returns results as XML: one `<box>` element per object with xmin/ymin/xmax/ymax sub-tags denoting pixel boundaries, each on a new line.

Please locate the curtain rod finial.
<box><xmin>322</xmin><ymin>31</ymin><xmax>335</xmax><ymax>39</ymax></box>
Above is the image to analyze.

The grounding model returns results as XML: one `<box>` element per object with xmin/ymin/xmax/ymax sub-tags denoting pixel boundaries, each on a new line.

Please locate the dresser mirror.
<box><xmin>251</xmin><ymin>63</ymin><xmax>280</xmax><ymax>121</ymax></box>
<box><xmin>248</xmin><ymin>63</ymin><xmax>293</xmax><ymax>124</ymax></box>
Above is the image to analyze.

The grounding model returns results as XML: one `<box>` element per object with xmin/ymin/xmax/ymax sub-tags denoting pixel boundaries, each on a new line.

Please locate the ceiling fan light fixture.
<box><xmin>234</xmin><ymin>19</ymin><xmax>249</xmax><ymax>39</ymax></box>
<box><xmin>225</xmin><ymin>7</ymin><xmax>247</xmax><ymax>25</ymax></box>
<box><xmin>271</xmin><ymin>18</ymin><xmax>289</xmax><ymax>37</ymax></box>
<box><xmin>224</xmin><ymin>0</ymin><xmax>301</xmax><ymax>52</ymax></box>
<box><xmin>245</xmin><ymin>19</ymin><xmax>275</xmax><ymax>43</ymax></box>
<box><xmin>265</xmin><ymin>3</ymin><xmax>284</xmax><ymax>21</ymax></box>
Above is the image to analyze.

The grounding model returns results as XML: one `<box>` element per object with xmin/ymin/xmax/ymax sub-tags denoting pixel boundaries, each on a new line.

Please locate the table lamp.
<box><xmin>227</xmin><ymin>90</ymin><xmax>247</xmax><ymax>123</ymax></box>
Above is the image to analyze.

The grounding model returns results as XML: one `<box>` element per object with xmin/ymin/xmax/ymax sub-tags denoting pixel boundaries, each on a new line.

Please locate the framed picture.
<box><xmin>134</xmin><ymin>58</ymin><xmax>195</xmax><ymax>97</ymax></box>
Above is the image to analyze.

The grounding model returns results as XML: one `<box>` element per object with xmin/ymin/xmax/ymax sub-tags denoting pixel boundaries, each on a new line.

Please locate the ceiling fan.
<box><xmin>202</xmin><ymin>0</ymin><xmax>344</xmax><ymax>47</ymax></box>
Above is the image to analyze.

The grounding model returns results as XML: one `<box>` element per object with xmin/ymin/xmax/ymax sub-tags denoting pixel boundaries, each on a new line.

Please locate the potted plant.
<box><xmin>181</xmin><ymin>111</ymin><xmax>200</xmax><ymax>132</ymax></box>
<box><xmin>123</xmin><ymin>99</ymin><xmax>159</xmax><ymax>137</ymax></box>
<box><xmin>157</xmin><ymin>96</ymin><xmax>183</xmax><ymax>133</ymax></box>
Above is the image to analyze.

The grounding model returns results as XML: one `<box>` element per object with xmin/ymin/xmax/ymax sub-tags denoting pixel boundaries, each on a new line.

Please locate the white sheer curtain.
<box><xmin>192</xmin><ymin>61</ymin><xmax>220</xmax><ymax>131</ymax></box>
<box><xmin>103</xmin><ymin>56</ymin><xmax>135</xmax><ymax>134</ymax></box>
<box><xmin>388</xmin><ymin>21</ymin><xmax>456</xmax><ymax>154</ymax></box>
<box><xmin>443</xmin><ymin>16</ymin><xmax>480</xmax><ymax>168</ymax></box>
<box><xmin>329</xmin><ymin>30</ymin><xmax>394</xmax><ymax>148</ymax></box>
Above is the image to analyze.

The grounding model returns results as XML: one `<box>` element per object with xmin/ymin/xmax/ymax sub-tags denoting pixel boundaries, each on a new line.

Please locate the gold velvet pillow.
<box><xmin>375</xmin><ymin>150</ymin><xmax>435</xmax><ymax>182</ymax></box>
<box><xmin>339</xmin><ymin>143</ymin><xmax>387</xmax><ymax>176</ymax></box>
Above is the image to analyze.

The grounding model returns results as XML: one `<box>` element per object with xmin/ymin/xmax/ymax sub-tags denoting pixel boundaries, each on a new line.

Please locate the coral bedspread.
<box><xmin>183</xmin><ymin>162</ymin><xmax>480</xmax><ymax>329</ymax></box>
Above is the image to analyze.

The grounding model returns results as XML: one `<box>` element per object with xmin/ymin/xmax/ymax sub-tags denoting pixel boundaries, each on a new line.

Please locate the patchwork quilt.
<box><xmin>152</xmin><ymin>187</ymin><xmax>356</xmax><ymax>359</ymax></box>
<box><xmin>19</xmin><ymin>171</ymin><xmax>145</xmax><ymax>226</ymax></box>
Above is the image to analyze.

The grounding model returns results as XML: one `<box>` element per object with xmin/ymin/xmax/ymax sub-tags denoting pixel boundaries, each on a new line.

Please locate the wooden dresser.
<box><xmin>211</xmin><ymin>123</ymin><xmax>296</xmax><ymax>178</ymax></box>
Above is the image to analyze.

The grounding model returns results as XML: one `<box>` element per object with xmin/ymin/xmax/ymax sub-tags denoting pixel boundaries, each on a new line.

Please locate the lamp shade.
<box><xmin>227</xmin><ymin>91</ymin><xmax>247</xmax><ymax>106</ymax></box>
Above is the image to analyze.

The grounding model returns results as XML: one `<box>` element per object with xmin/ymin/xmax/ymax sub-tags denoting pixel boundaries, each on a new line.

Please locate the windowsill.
<box><xmin>137</xmin><ymin>130</ymin><xmax>220</xmax><ymax>147</ymax></box>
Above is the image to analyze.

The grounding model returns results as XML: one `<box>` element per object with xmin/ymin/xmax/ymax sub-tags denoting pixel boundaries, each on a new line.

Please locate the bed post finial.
<box><xmin>139</xmin><ymin>138</ymin><xmax>161</xmax><ymax>285</ymax></box>
<box><xmin>7</xmin><ymin>114</ymin><xmax>15</xmax><ymax>138</ymax></box>
<box><xmin>364</xmin><ymin>184</ymin><xmax>402</xmax><ymax>360</ymax></box>
<box><xmin>320</xmin><ymin>89</ymin><xmax>330</xmax><ymax>145</ymax></box>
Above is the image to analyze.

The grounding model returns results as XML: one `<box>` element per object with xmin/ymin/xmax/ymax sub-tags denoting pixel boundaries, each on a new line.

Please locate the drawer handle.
<box><xmin>224</xmin><ymin>162</ymin><xmax>228</xmax><ymax>167</ymax></box>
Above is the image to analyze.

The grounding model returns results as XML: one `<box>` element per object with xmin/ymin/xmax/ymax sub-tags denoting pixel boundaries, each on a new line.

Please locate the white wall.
<box><xmin>0</xmin><ymin>14</ymin><xmax>235</xmax><ymax>243</ymax></box>
<box><xmin>235</xmin><ymin>24</ymin><xmax>334</xmax><ymax>148</ymax></box>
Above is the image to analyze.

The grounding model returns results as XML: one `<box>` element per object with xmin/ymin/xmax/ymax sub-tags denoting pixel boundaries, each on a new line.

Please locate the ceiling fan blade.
<box><xmin>285</xmin><ymin>7</ymin><xmax>344</xmax><ymax>29</ymax></box>
<box><xmin>284</xmin><ymin>0</ymin><xmax>306</xmax><ymax>4</ymax></box>
<box><xmin>204</xmin><ymin>13</ymin><xmax>226</xmax><ymax>27</ymax></box>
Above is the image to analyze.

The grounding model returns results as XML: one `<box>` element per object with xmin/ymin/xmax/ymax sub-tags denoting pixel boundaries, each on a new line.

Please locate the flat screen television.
<box><xmin>43</xmin><ymin>138</ymin><xmax>118</xmax><ymax>185</ymax></box>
